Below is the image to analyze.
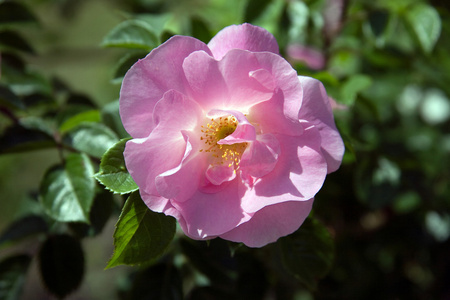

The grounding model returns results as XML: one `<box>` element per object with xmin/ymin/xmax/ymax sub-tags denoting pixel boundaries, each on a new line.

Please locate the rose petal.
<box><xmin>155</xmin><ymin>131</ymin><xmax>207</xmax><ymax>202</ymax></box>
<box><xmin>208</xmin><ymin>23</ymin><xmax>279</xmax><ymax>60</ymax></box>
<box><xmin>120</xmin><ymin>36</ymin><xmax>211</xmax><ymax>138</ymax></box>
<box><xmin>298</xmin><ymin>76</ymin><xmax>344</xmax><ymax>173</ymax></box>
<box><xmin>124</xmin><ymin>90</ymin><xmax>203</xmax><ymax>196</ymax></box>
<box><xmin>173</xmin><ymin>179</ymin><xmax>251</xmax><ymax>239</ymax></box>
<box><xmin>240</xmin><ymin>133</ymin><xmax>280</xmax><ymax>178</ymax></box>
<box><xmin>248</xmin><ymin>52</ymin><xmax>304</xmax><ymax>136</ymax></box>
<box><xmin>220</xmin><ymin>199</ymin><xmax>313</xmax><ymax>247</ymax></box>
<box><xmin>239</xmin><ymin>126</ymin><xmax>327</xmax><ymax>213</ymax></box>
<box><xmin>249</xmin><ymin>68</ymin><xmax>276</xmax><ymax>91</ymax></box>
<box><xmin>209</xmin><ymin>109</ymin><xmax>256</xmax><ymax>144</ymax></box>
<box><xmin>205</xmin><ymin>164</ymin><xmax>236</xmax><ymax>185</ymax></box>
<box><xmin>183</xmin><ymin>50</ymin><xmax>274</xmax><ymax>112</ymax></box>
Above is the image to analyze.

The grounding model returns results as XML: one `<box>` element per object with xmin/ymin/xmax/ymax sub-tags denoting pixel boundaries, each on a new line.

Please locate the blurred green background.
<box><xmin>1</xmin><ymin>0</ymin><xmax>449</xmax><ymax>299</ymax></box>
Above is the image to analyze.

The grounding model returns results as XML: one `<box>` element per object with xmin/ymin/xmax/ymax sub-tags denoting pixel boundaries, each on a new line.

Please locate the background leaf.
<box><xmin>59</xmin><ymin>109</ymin><xmax>101</xmax><ymax>133</ymax></box>
<box><xmin>63</xmin><ymin>122</ymin><xmax>119</xmax><ymax>158</ymax></box>
<box><xmin>0</xmin><ymin>30</ymin><xmax>34</xmax><ymax>53</ymax></box>
<box><xmin>244</xmin><ymin>0</ymin><xmax>273</xmax><ymax>23</ymax></box>
<box><xmin>0</xmin><ymin>2</ymin><xmax>37</xmax><ymax>27</ymax></box>
<box><xmin>0</xmin><ymin>124</ymin><xmax>55</xmax><ymax>154</ymax></box>
<box><xmin>101</xmin><ymin>19</ymin><xmax>159</xmax><ymax>50</ymax></box>
<box><xmin>95</xmin><ymin>137</ymin><xmax>138</xmax><ymax>194</ymax></box>
<box><xmin>0</xmin><ymin>255</ymin><xmax>32</xmax><ymax>300</ymax></box>
<box><xmin>404</xmin><ymin>3</ymin><xmax>441</xmax><ymax>53</ymax></box>
<box><xmin>279</xmin><ymin>217</ymin><xmax>334</xmax><ymax>290</ymax></box>
<box><xmin>125</xmin><ymin>263</ymin><xmax>183</xmax><ymax>300</ymax></box>
<box><xmin>0</xmin><ymin>83</ymin><xmax>24</xmax><ymax>110</ymax></box>
<box><xmin>38</xmin><ymin>234</ymin><xmax>84</xmax><ymax>299</ymax></box>
<box><xmin>0</xmin><ymin>215</ymin><xmax>48</xmax><ymax>248</ymax></box>
<box><xmin>40</xmin><ymin>153</ymin><xmax>95</xmax><ymax>223</ymax></box>
<box><xmin>106</xmin><ymin>191</ymin><xmax>176</xmax><ymax>268</ymax></box>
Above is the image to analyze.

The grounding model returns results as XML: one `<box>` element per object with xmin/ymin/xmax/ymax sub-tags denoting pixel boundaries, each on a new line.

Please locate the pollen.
<box><xmin>199</xmin><ymin>115</ymin><xmax>247</xmax><ymax>169</ymax></box>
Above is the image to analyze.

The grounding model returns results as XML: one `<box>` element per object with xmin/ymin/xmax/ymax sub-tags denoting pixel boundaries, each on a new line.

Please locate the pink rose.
<box><xmin>120</xmin><ymin>24</ymin><xmax>344</xmax><ymax>247</ymax></box>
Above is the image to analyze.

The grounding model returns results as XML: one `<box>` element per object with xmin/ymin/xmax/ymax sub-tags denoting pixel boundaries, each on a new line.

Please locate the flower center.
<box><xmin>199</xmin><ymin>116</ymin><xmax>247</xmax><ymax>168</ymax></box>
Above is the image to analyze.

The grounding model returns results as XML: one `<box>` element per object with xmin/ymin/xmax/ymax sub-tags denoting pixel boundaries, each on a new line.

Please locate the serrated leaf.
<box><xmin>63</xmin><ymin>123</ymin><xmax>119</xmax><ymax>159</ymax></box>
<box><xmin>404</xmin><ymin>3</ymin><xmax>441</xmax><ymax>53</ymax></box>
<box><xmin>0</xmin><ymin>30</ymin><xmax>34</xmax><ymax>53</ymax></box>
<box><xmin>59</xmin><ymin>109</ymin><xmax>101</xmax><ymax>134</ymax></box>
<box><xmin>0</xmin><ymin>255</ymin><xmax>32</xmax><ymax>300</ymax></box>
<box><xmin>279</xmin><ymin>217</ymin><xmax>334</xmax><ymax>290</ymax></box>
<box><xmin>40</xmin><ymin>153</ymin><xmax>95</xmax><ymax>223</ymax></box>
<box><xmin>38</xmin><ymin>234</ymin><xmax>84</xmax><ymax>299</ymax></box>
<box><xmin>101</xmin><ymin>19</ymin><xmax>159</xmax><ymax>50</ymax></box>
<box><xmin>106</xmin><ymin>191</ymin><xmax>176</xmax><ymax>268</ymax></box>
<box><xmin>95</xmin><ymin>138</ymin><xmax>138</xmax><ymax>194</ymax></box>
<box><xmin>0</xmin><ymin>2</ymin><xmax>38</xmax><ymax>27</ymax></box>
<box><xmin>0</xmin><ymin>215</ymin><xmax>48</xmax><ymax>247</ymax></box>
<box><xmin>340</xmin><ymin>74</ymin><xmax>372</xmax><ymax>106</ymax></box>
<box><xmin>0</xmin><ymin>83</ymin><xmax>24</xmax><ymax>109</ymax></box>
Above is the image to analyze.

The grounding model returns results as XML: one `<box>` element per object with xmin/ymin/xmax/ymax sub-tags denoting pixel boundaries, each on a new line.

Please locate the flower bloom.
<box><xmin>120</xmin><ymin>24</ymin><xmax>344</xmax><ymax>247</ymax></box>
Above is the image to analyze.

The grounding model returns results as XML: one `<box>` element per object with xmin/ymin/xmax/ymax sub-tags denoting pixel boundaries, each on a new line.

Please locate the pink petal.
<box><xmin>124</xmin><ymin>90</ymin><xmax>203</xmax><ymax>196</ymax></box>
<box><xmin>120</xmin><ymin>36</ymin><xmax>211</xmax><ymax>138</ymax></box>
<box><xmin>240</xmin><ymin>133</ymin><xmax>280</xmax><ymax>178</ymax></box>
<box><xmin>208</xmin><ymin>23</ymin><xmax>279</xmax><ymax>60</ymax></box>
<box><xmin>173</xmin><ymin>179</ymin><xmax>252</xmax><ymax>239</ymax></box>
<box><xmin>205</xmin><ymin>164</ymin><xmax>236</xmax><ymax>185</ymax></box>
<box><xmin>183</xmin><ymin>50</ymin><xmax>274</xmax><ymax>112</ymax></box>
<box><xmin>298</xmin><ymin>76</ymin><xmax>344</xmax><ymax>173</ymax></box>
<box><xmin>248</xmin><ymin>52</ymin><xmax>304</xmax><ymax>136</ymax></box>
<box><xmin>249</xmin><ymin>69</ymin><xmax>276</xmax><ymax>91</ymax></box>
<box><xmin>210</xmin><ymin>110</ymin><xmax>256</xmax><ymax>144</ymax></box>
<box><xmin>240</xmin><ymin>126</ymin><xmax>327</xmax><ymax>214</ymax></box>
<box><xmin>155</xmin><ymin>131</ymin><xmax>207</xmax><ymax>202</ymax></box>
<box><xmin>182</xmin><ymin>50</ymin><xmax>229</xmax><ymax>113</ymax></box>
<box><xmin>220</xmin><ymin>199</ymin><xmax>314</xmax><ymax>247</ymax></box>
<box><xmin>139</xmin><ymin>190</ymin><xmax>186</xmax><ymax>229</ymax></box>
<box><xmin>219</xmin><ymin>50</ymin><xmax>275</xmax><ymax>109</ymax></box>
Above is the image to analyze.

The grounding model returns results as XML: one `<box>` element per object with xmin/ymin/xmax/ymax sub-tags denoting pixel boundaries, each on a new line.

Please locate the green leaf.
<box><xmin>0</xmin><ymin>30</ymin><xmax>34</xmax><ymax>53</ymax></box>
<box><xmin>95</xmin><ymin>138</ymin><xmax>138</xmax><ymax>195</ymax></box>
<box><xmin>38</xmin><ymin>234</ymin><xmax>84</xmax><ymax>299</ymax></box>
<box><xmin>127</xmin><ymin>263</ymin><xmax>183</xmax><ymax>300</ymax></box>
<box><xmin>0</xmin><ymin>83</ymin><xmax>24</xmax><ymax>110</ymax></box>
<box><xmin>101</xmin><ymin>100</ymin><xmax>128</xmax><ymax>138</ymax></box>
<box><xmin>40</xmin><ymin>153</ymin><xmax>95</xmax><ymax>223</ymax></box>
<box><xmin>101</xmin><ymin>19</ymin><xmax>159</xmax><ymax>50</ymax></box>
<box><xmin>404</xmin><ymin>3</ymin><xmax>441</xmax><ymax>53</ymax></box>
<box><xmin>63</xmin><ymin>123</ymin><xmax>119</xmax><ymax>159</ymax></box>
<box><xmin>0</xmin><ymin>255</ymin><xmax>32</xmax><ymax>300</ymax></box>
<box><xmin>0</xmin><ymin>215</ymin><xmax>48</xmax><ymax>248</ymax></box>
<box><xmin>106</xmin><ymin>191</ymin><xmax>176</xmax><ymax>268</ymax></box>
<box><xmin>179</xmin><ymin>239</ymin><xmax>235</xmax><ymax>286</ymax></box>
<box><xmin>111</xmin><ymin>51</ymin><xmax>146</xmax><ymax>84</ymax></box>
<box><xmin>0</xmin><ymin>2</ymin><xmax>38</xmax><ymax>28</ymax></box>
<box><xmin>190</xmin><ymin>16</ymin><xmax>212</xmax><ymax>43</ymax></box>
<box><xmin>340</xmin><ymin>74</ymin><xmax>372</xmax><ymax>106</ymax></box>
<box><xmin>279</xmin><ymin>217</ymin><xmax>334</xmax><ymax>290</ymax></box>
<box><xmin>0</xmin><ymin>124</ymin><xmax>55</xmax><ymax>154</ymax></box>
<box><xmin>244</xmin><ymin>0</ymin><xmax>273</xmax><ymax>22</ymax></box>
<box><xmin>59</xmin><ymin>109</ymin><xmax>101</xmax><ymax>134</ymax></box>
